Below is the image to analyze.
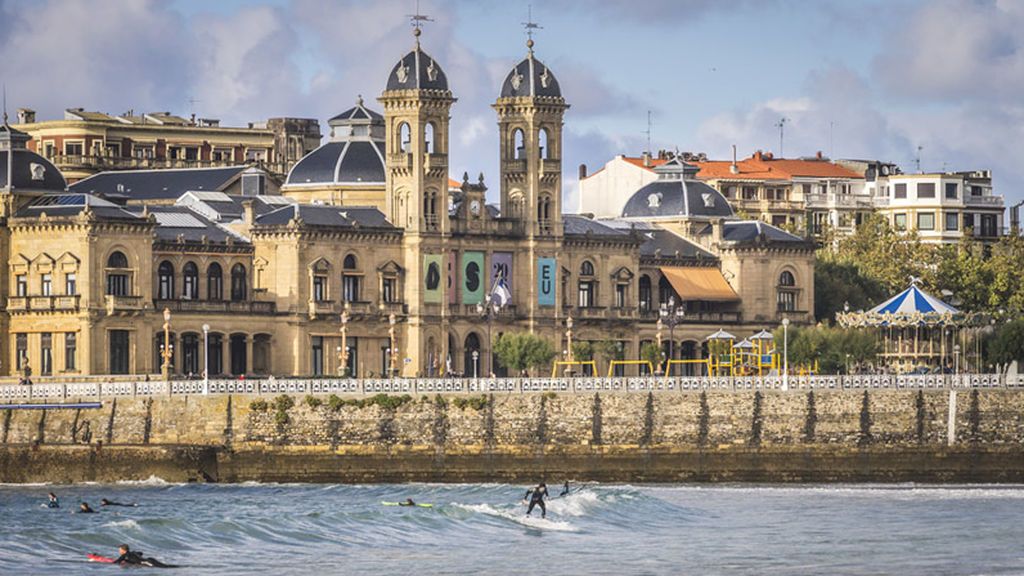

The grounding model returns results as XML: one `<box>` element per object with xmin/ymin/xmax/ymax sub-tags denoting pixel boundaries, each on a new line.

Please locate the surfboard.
<box><xmin>87</xmin><ymin>554</ymin><xmax>115</xmax><ymax>563</ymax></box>
<box><xmin>381</xmin><ymin>501</ymin><xmax>434</xmax><ymax>508</ymax></box>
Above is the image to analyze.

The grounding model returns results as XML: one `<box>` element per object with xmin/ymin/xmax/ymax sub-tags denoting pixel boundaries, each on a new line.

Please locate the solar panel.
<box><xmin>153</xmin><ymin>212</ymin><xmax>207</xmax><ymax>228</ymax></box>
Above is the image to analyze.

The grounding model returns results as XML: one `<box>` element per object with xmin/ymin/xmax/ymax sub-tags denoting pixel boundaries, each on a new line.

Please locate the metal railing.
<box><xmin>0</xmin><ymin>373</ymin><xmax>1019</xmax><ymax>401</ymax></box>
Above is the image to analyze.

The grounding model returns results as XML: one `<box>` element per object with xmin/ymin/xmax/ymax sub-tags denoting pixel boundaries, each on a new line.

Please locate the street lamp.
<box><xmin>476</xmin><ymin>295</ymin><xmax>496</xmax><ymax>377</ymax></box>
<box><xmin>160</xmin><ymin>307</ymin><xmax>173</xmax><ymax>381</ymax></box>
<box><xmin>202</xmin><ymin>323</ymin><xmax>210</xmax><ymax>394</ymax></box>
<box><xmin>339</xmin><ymin>307</ymin><xmax>350</xmax><ymax>377</ymax></box>
<box><xmin>781</xmin><ymin>317</ymin><xmax>790</xmax><ymax>391</ymax></box>
<box><xmin>953</xmin><ymin>343</ymin><xmax>961</xmax><ymax>385</ymax></box>
<box><xmin>659</xmin><ymin>296</ymin><xmax>685</xmax><ymax>375</ymax></box>
<box><xmin>655</xmin><ymin>317</ymin><xmax>664</xmax><ymax>375</ymax></box>
<box><xmin>565</xmin><ymin>316</ymin><xmax>574</xmax><ymax>377</ymax></box>
<box><xmin>388</xmin><ymin>313</ymin><xmax>398</xmax><ymax>378</ymax></box>
<box><xmin>472</xmin><ymin>350</ymin><xmax>479</xmax><ymax>379</ymax></box>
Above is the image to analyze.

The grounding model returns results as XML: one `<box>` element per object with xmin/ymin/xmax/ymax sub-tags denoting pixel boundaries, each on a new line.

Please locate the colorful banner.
<box><xmin>424</xmin><ymin>254</ymin><xmax>443</xmax><ymax>303</ymax></box>
<box><xmin>447</xmin><ymin>250</ymin><xmax>457</xmax><ymax>304</ymax></box>
<box><xmin>491</xmin><ymin>252</ymin><xmax>513</xmax><ymax>297</ymax></box>
<box><xmin>537</xmin><ymin>257</ymin><xmax>556</xmax><ymax>306</ymax></box>
<box><xmin>462</xmin><ymin>251</ymin><xmax>485</xmax><ymax>305</ymax></box>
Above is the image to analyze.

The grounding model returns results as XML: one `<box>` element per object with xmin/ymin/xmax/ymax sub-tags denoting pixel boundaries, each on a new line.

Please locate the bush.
<box><xmin>272</xmin><ymin>395</ymin><xmax>295</xmax><ymax>412</ymax></box>
<box><xmin>452</xmin><ymin>395</ymin><xmax>489</xmax><ymax>411</ymax></box>
<box><xmin>249</xmin><ymin>399</ymin><xmax>269</xmax><ymax>412</ymax></box>
<box><xmin>274</xmin><ymin>410</ymin><xmax>290</xmax><ymax>426</ymax></box>
<box><xmin>327</xmin><ymin>394</ymin><xmax>345</xmax><ymax>412</ymax></box>
<box><xmin>305</xmin><ymin>396</ymin><xmax>323</xmax><ymax>409</ymax></box>
<box><xmin>493</xmin><ymin>332</ymin><xmax>557</xmax><ymax>374</ymax></box>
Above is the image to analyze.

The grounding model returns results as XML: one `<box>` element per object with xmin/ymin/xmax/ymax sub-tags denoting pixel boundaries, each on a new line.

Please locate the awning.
<box><xmin>660</xmin><ymin>266</ymin><xmax>740</xmax><ymax>302</ymax></box>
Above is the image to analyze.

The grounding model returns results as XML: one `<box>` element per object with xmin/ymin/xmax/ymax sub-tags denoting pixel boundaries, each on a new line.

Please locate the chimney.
<box><xmin>730</xmin><ymin>145</ymin><xmax>739</xmax><ymax>174</ymax></box>
<box><xmin>816</xmin><ymin>150</ymin><xmax>823</xmax><ymax>160</ymax></box>
<box><xmin>711</xmin><ymin>217</ymin><xmax>724</xmax><ymax>244</ymax></box>
<box><xmin>242</xmin><ymin>200</ymin><xmax>255</xmax><ymax>228</ymax></box>
<box><xmin>641</xmin><ymin>150</ymin><xmax>652</xmax><ymax>167</ymax></box>
<box><xmin>1011</xmin><ymin>201</ymin><xmax>1023</xmax><ymax>234</ymax></box>
<box><xmin>754</xmin><ymin>150</ymin><xmax>762</xmax><ymax>161</ymax></box>
<box><xmin>16</xmin><ymin>108</ymin><xmax>35</xmax><ymax>124</ymax></box>
<box><xmin>578</xmin><ymin>164</ymin><xmax>587</xmax><ymax>180</ymax></box>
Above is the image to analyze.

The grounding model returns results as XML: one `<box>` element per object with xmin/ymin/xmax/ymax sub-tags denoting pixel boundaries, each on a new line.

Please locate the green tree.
<box><xmin>571</xmin><ymin>341</ymin><xmax>594</xmax><ymax>362</ymax></box>
<box><xmin>639</xmin><ymin>342</ymin><xmax>662</xmax><ymax>374</ymax></box>
<box><xmin>820</xmin><ymin>213</ymin><xmax>931</xmax><ymax>294</ymax></box>
<box><xmin>813</xmin><ymin>260</ymin><xmax>886</xmax><ymax>323</ymax></box>
<box><xmin>493</xmin><ymin>332</ymin><xmax>556</xmax><ymax>376</ymax></box>
<box><xmin>987</xmin><ymin>319</ymin><xmax>1024</xmax><ymax>374</ymax></box>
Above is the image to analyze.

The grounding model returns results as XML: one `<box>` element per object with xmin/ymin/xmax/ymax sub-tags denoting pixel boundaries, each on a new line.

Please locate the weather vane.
<box><xmin>522</xmin><ymin>4</ymin><xmax>542</xmax><ymax>51</ymax></box>
<box><xmin>408</xmin><ymin>0</ymin><xmax>433</xmax><ymax>42</ymax></box>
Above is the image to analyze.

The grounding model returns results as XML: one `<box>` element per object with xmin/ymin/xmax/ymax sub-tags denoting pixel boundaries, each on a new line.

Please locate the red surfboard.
<box><xmin>87</xmin><ymin>553</ymin><xmax>115</xmax><ymax>563</ymax></box>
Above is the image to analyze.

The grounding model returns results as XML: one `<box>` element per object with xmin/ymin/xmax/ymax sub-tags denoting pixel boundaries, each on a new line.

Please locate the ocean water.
<box><xmin>2</xmin><ymin>481</ymin><xmax>1024</xmax><ymax>575</ymax></box>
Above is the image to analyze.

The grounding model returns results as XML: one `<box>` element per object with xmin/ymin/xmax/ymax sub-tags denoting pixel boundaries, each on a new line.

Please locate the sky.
<box><xmin>1</xmin><ymin>0</ymin><xmax>1021</xmax><ymax>210</ymax></box>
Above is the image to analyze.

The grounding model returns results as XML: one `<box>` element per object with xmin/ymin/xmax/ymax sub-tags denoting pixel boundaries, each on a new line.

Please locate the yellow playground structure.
<box><xmin>707</xmin><ymin>329</ymin><xmax>780</xmax><ymax>376</ymax></box>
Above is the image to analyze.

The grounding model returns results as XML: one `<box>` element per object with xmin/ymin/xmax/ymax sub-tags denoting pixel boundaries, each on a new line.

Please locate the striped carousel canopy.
<box><xmin>868</xmin><ymin>284</ymin><xmax>959</xmax><ymax>316</ymax></box>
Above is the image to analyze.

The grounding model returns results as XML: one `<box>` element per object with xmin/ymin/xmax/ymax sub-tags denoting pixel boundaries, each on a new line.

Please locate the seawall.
<box><xmin>2</xmin><ymin>390</ymin><xmax>1023</xmax><ymax>483</ymax></box>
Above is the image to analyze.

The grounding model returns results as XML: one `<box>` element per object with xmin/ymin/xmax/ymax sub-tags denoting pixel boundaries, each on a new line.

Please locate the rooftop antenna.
<box><xmin>774</xmin><ymin>117</ymin><xmax>788</xmax><ymax>157</ymax></box>
<box><xmin>829</xmin><ymin>120</ymin><xmax>834</xmax><ymax>159</ymax></box>
<box><xmin>522</xmin><ymin>4</ymin><xmax>542</xmax><ymax>53</ymax></box>
<box><xmin>188</xmin><ymin>97</ymin><xmax>202</xmax><ymax>119</ymax></box>
<box><xmin>2</xmin><ymin>83</ymin><xmax>7</xmax><ymax>125</ymax></box>
<box><xmin>915</xmin><ymin>145</ymin><xmax>923</xmax><ymax>173</ymax></box>
<box><xmin>643</xmin><ymin>110</ymin><xmax>652</xmax><ymax>155</ymax></box>
<box><xmin>407</xmin><ymin>0</ymin><xmax>433</xmax><ymax>44</ymax></box>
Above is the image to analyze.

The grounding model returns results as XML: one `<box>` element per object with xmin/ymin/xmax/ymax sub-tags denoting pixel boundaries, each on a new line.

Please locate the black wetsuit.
<box><xmin>46</xmin><ymin>499</ymin><xmax>59</xmax><ymax>508</ymax></box>
<box><xmin>525</xmin><ymin>486</ymin><xmax>549</xmax><ymax>518</ymax></box>
<box><xmin>114</xmin><ymin>551</ymin><xmax>170</xmax><ymax>568</ymax></box>
<box><xmin>559</xmin><ymin>482</ymin><xmax>570</xmax><ymax>497</ymax></box>
<box><xmin>398</xmin><ymin>500</ymin><xmax>416</xmax><ymax>507</ymax></box>
<box><xmin>101</xmin><ymin>500</ymin><xmax>135</xmax><ymax>507</ymax></box>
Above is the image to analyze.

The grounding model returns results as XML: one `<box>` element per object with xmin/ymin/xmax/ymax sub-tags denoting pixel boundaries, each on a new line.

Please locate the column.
<box><xmin>245</xmin><ymin>335</ymin><xmax>254</xmax><ymax>375</ymax></box>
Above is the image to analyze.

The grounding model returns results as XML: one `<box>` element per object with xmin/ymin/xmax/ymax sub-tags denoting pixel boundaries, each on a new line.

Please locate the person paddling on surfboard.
<box><xmin>112</xmin><ymin>544</ymin><xmax>171</xmax><ymax>568</ymax></box>
<box><xmin>46</xmin><ymin>492</ymin><xmax>59</xmax><ymax>508</ymax></box>
<box><xmin>398</xmin><ymin>498</ymin><xmax>417</xmax><ymax>507</ymax></box>
<box><xmin>78</xmin><ymin>502</ymin><xmax>96</xmax><ymax>514</ymax></box>
<box><xmin>523</xmin><ymin>482</ymin><xmax>549</xmax><ymax>519</ymax></box>
<box><xmin>101</xmin><ymin>498</ymin><xmax>136</xmax><ymax>507</ymax></box>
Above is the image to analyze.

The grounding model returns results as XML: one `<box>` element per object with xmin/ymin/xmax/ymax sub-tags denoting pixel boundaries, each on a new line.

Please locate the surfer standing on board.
<box><xmin>523</xmin><ymin>482</ymin><xmax>549</xmax><ymax>519</ymax></box>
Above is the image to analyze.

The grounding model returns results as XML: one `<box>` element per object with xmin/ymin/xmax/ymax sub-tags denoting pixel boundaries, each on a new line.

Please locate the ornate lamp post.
<box><xmin>565</xmin><ymin>316</ymin><xmax>574</xmax><ymax>376</ymax></box>
<box><xmin>388</xmin><ymin>313</ymin><xmax>398</xmax><ymax>378</ymax></box>
<box><xmin>655</xmin><ymin>317</ymin><xmax>664</xmax><ymax>375</ymax></box>
<box><xmin>160</xmin><ymin>307</ymin><xmax>173</xmax><ymax>381</ymax></box>
<box><xmin>476</xmin><ymin>294</ymin><xmax>495</xmax><ymax>377</ymax></box>
<box><xmin>471</xmin><ymin>350</ymin><xmax>480</xmax><ymax>379</ymax></box>
<box><xmin>202</xmin><ymin>323</ymin><xmax>210</xmax><ymax>394</ymax></box>
<box><xmin>338</xmin><ymin>307</ymin><xmax>350</xmax><ymax>377</ymax></box>
<box><xmin>659</xmin><ymin>296</ymin><xmax>685</xmax><ymax>375</ymax></box>
<box><xmin>782</xmin><ymin>317</ymin><xmax>790</xmax><ymax>391</ymax></box>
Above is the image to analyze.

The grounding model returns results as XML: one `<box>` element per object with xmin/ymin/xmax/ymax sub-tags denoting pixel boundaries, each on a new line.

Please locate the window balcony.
<box><xmin>154</xmin><ymin>299</ymin><xmax>275</xmax><ymax>314</ymax></box>
<box><xmin>964</xmin><ymin>195</ymin><xmax>1004</xmax><ymax>207</ymax></box>
<box><xmin>307</xmin><ymin>300</ymin><xmax>339</xmax><ymax>318</ymax></box>
<box><xmin>425</xmin><ymin>153</ymin><xmax>447</xmax><ymax>171</ymax></box>
<box><xmin>7</xmin><ymin>295</ymin><xmax>80</xmax><ymax>312</ymax></box>
<box><xmin>388</xmin><ymin>153</ymin><xmax>412</xmax><ymax>170</ymax></box>
<box><xmin>105</xmin><ymin>295</ymin><xmax>145</xmax><ymax>313</ymax></box>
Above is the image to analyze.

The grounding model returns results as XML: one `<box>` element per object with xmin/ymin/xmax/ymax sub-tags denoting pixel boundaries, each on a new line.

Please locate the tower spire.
<box><xmin>522</xmin><ymin>4</ymin><xmax>542</xmax><ymax>54</ymax></box>
<box><xmin>408</xmin><ymin>0</ymin><xmax>432</xmax><ymax>46</ymax></box>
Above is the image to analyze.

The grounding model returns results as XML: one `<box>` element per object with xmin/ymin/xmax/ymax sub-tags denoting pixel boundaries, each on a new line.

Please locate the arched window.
<box><xmin>513</xmin><ymin>128</ymin><xmax>525</xmax><ymax>160</ymax></box>
<box><xmin>106</xmin><ymin>251</ymin><xmax>130</xmax><ymax>296</ymax></box>
<box><xmin>399</xmin><ymin>122</ymin><xmax>411</xmax><ymax>153</ymax></box>
<box><xmin>539</xmin><ymin>127</ymin><xmax>550</xmax><ymax>159</ymax></box>
<box><xmin>182</xmin><ymin>262</ymin><xmax>199</xmax><ymax>300</ymax></box>
<box><xmin>578</xmin><ymin>261</ymin><xmax>596</xmax><ymax>308</ymax></box>
<box><xmin>342</xmin><ymin>254</ymin><xmax>360</xmax><ymax>303</ymax></box>
<box><xmin>157</xmin><ymin>261</ymin><xmax>174</xmax><ymax>300</ymax></box>
<box><xmin>230</xmin><ymin>264</ymin><xmax>247</xmax><ymax>301</ymax></box>
<box><xmin>107</xmin><ymin>251</ymin><xmax>128</xmax><ymax>269</ymax></box>
<box><xmin>777</xmin><ymin>270</ymin><xmax>797</xmax><ymax>312</ymax></box>
<box><xmin>425</xmin><ymin>123</ymin><xmax>435</xmax><ymax>154</ymax></box>
<box><xmin>207</xmin><ymin>263</ymin><xmax>223</xmax><ymax>301</ymax></box>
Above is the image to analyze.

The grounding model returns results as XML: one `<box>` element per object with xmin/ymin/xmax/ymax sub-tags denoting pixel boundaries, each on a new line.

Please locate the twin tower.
<box><xmin>378</xmin><ymin>32</ymin><xmax>569</xmax><ymax>237</ymax></box>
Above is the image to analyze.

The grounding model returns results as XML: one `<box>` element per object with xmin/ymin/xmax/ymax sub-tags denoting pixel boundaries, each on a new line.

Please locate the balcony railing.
<box><xmin>308</xmin><ymin>300</ymin><xmax>339</xmax><ymax>317</ymax></box>
<box><xmin>154</xmin><ymin>299</ymin><xmax>275</xmax><ymax>314</ymax></box>
<box><xmin>502</xmin><ymin>159</ymin><xmax>527</xmax><ymax>173</ymax></box>
<box><xmin>965</xmin><ymin>195</ymin><xmax>1004</xmax><ymax>206</ymax></box>
<box><xmin>388</xmin><ymin>153</ymin><xmax>412</xmax><ymax>169</ymax></box>
<box><xmin>639</xmin><ymin>309</ymin><xmax>743</xmax><ymax>324</ymax></box>
<box><xmin>540</xmin><ymin>158</ymin><xmax>561</xmax><ymax>174</ymax></box>
<box><xmin>105</xmin><ymin>295</ymin><xmax>145</xmax><ymax>313</ymax></box>
<box><xmin>425</xmin><ymin>153</ymin><xmax>447</xmax><ymax>171</ymax></box>
<box><xmin>805</xmin><ymin>193</ymin><xmax>873</xmax><ymax>209</ymax></box>
<box><xmin>7</xmin><ymin>295</ymin><xmax>80</xmax><ymax>312</ymax></box>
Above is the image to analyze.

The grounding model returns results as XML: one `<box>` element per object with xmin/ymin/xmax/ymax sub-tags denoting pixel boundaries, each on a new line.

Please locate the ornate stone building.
<box><xmin>0</xmin><ymin>31</ymin><xmax>814</xmax><ymax>380</ymax></box>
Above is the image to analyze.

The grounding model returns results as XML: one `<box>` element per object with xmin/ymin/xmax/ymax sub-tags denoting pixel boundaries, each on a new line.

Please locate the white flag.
<box><xmin>491</xmin><ymin>276</ymin><xmax>512</xmax><ymax>308</ymax></box>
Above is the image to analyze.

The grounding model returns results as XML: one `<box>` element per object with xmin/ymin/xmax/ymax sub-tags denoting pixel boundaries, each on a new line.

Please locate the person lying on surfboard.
<box><xmin>398</xmin><ymin>498</ymin><xmax>417</xmax><ymax>506</ymax></box>
<box><xmin>78</xmin><ymin>502</ymin><xmax>96</xmax><ymax>514</ymax></box>
<box><xmin>523</xmin><ymin>482</ymin><xmax>549</xmax><ymax>519</ymax></box>
<box><xmin>101</xmin><ymin>498</ymin><xmax>137</xmax><ymax>507</ymax></box>
<box><xmin>111</xmin><ymin>544</ymin><xmax>172</xmax><ymax>568</ymax></box>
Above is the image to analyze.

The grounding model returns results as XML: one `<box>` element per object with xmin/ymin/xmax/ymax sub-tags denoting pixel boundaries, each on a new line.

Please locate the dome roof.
<box><xmin>329</xmin><ymin>98</ymin><xmax>383</xmax><ymax>125</ymax></box>
<box><xmin>285</xmin><ymin>140</ymin><xmax>386</xmax><ymax>186</ymax></box>
<box><xmin>500</xmin><ymin>53</ymin><xmax>561</xmax><ymax>98</ymax></box>
<box><xmin>385</xmin><ymin>46</ymin><xmax>449</xmax><ymax>92</ymax></box>
<box><xmin>622</xmin><ymin>158</ymin><xmax>732</xmax><ymax>219</ymax></box>
<box><xmin>0</xmin><ymin>124</ymin><xmax>66</xmax><ymax>192</ymax></box>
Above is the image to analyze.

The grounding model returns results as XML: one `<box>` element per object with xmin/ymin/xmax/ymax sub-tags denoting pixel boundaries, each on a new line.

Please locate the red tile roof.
<box><xmin>594</xmin><ymin>152</ymin><xmax>862</xmax><ymax>181</ymax></box>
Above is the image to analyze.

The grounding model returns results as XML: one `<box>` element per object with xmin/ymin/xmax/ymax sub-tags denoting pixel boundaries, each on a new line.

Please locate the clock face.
<box><xmin>470</xmin><ymin>199</ymin><xmax>481</xmax><ymax>215</ymax></box>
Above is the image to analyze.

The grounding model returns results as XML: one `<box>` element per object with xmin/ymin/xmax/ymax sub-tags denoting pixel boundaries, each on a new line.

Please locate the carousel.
<box><xmin>836</xmin><ymin>281</ymin><xmax>984</xmax><ymax>374</ymax></box>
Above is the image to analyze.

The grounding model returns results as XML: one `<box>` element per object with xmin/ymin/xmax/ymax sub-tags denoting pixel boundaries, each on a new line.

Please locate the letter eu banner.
<box><xmin>424</xmin><ymin>254</ymin><xmax>443</xmax><ymax>303</ymax></box>
<box><xmin>462</xmin><ymin>251</ymin><xmax>484</xmax><ymax>304</ymax></box>
<box><xmin>537</xmin><ymin>257</ymin><xmax>556</xmax><ymax>306</ymax></box>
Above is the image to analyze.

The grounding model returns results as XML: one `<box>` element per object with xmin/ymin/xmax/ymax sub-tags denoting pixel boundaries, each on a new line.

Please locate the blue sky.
<box><xmin>2</xmin><ymin>0</ymin><xmax>1021</xmax><ymax>208</ymax></box>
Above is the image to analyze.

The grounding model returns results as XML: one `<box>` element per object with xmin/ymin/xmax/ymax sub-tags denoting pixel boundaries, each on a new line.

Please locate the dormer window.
<box><xmin>702</xmin><ymin>193</ymin><xmax>715</xmax><ymax>208</ymax></box>
<box><xmin>647</xmin><ymin>193</ymin><xmax>662</xmax><ymax>208</ymax></box>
